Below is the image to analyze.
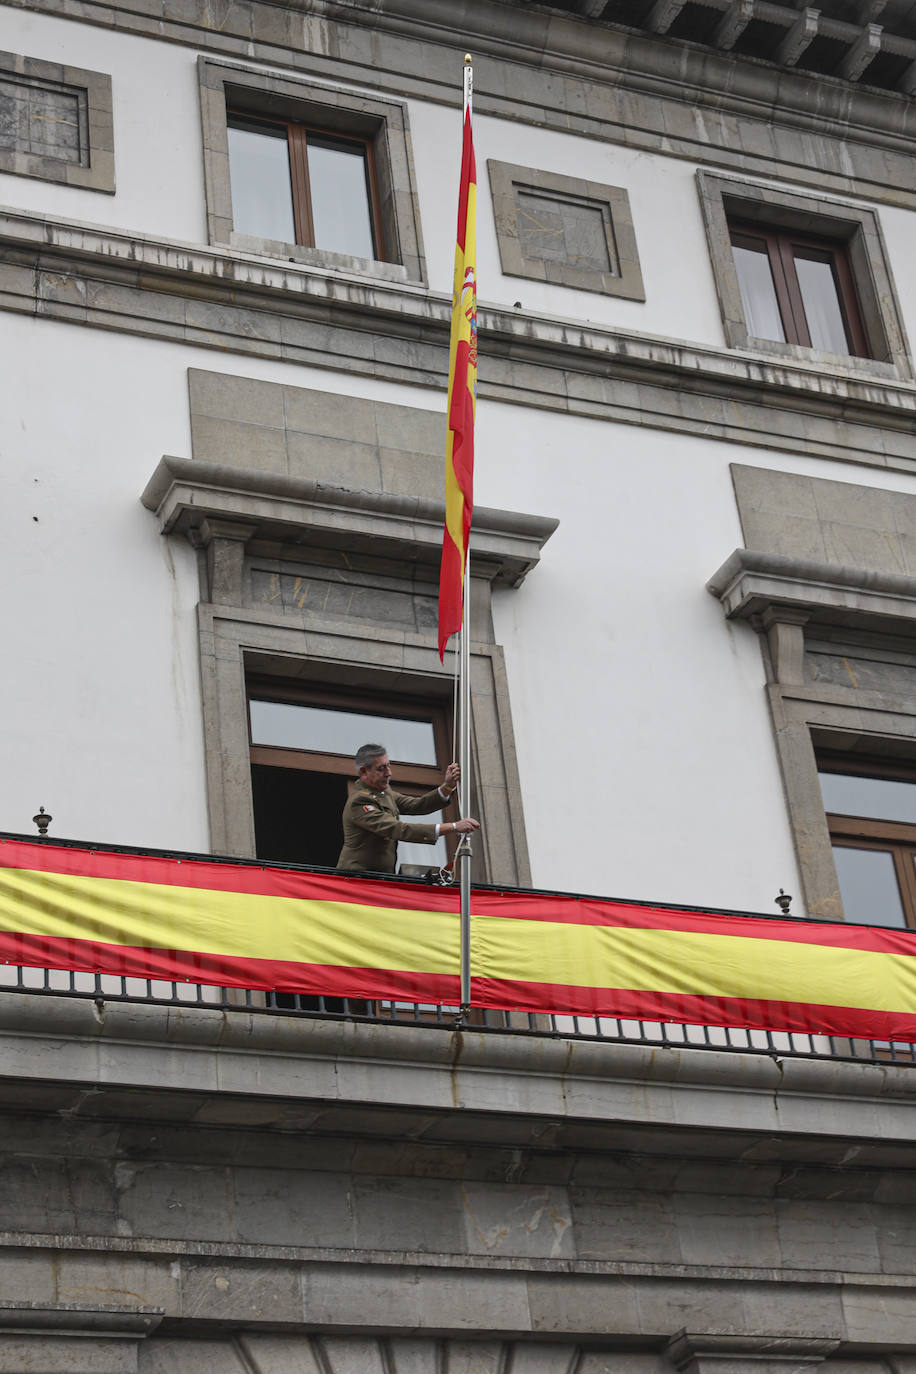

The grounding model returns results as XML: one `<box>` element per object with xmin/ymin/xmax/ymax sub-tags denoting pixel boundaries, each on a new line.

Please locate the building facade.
<box><xmin>3</xmin><ymin>0</ymin><xmax>916</xmax><ymax>1366</ymax></box>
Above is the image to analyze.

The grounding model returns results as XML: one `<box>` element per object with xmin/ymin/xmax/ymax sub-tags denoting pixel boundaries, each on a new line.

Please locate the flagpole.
<box><xmin>459</xmin><ymin>553</ymin><xmax>472</xmax><ymax>1010</ymax></box>
<box><xmin>457</xmin><ymin>54</ymin><xmax>474</xmax><ymax>1014</ymax></box>
<box><xmin>436</xmin><ymin>51</ymin><xmax>477</xmax><ymax>1016</ymax></box>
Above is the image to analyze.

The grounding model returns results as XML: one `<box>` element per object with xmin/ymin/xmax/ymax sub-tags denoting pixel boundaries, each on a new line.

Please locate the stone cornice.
<box><xmin>142</xmin><ymin>454</ymin><xmax>559</xmax><ymax>586</ymax></box>
<box><xmin>3</xmin><ymin>209</ymin><xmax>916</xmax><ymax>472</ymax></box>
<box><xmin>9</xmin><ymin>0</ymin><xmax>916</xmax><ymax>205</ymax></box>
<box><xmin>707</xmin><ymin>547</ymin><xmax>916</xmax><ymax>627</ymax></box>
<box><xmin>0</xmin><ymin>1304</ymin><xmax>164</xmax><ymax>1335</ymax></box>
<box><xmin>2</xmin><ymin>991</ymin><xmax>916</xmax><ymax>1163</ymax></box>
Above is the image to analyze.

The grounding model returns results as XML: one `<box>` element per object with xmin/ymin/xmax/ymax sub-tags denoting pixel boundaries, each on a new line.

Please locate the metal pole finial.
<box><xmin>464</xmin><ymin>52</ymin><xmax>472</xmax><ymax>64</ymax></box>
<box><xmin>774</xmin><ymin>888</ymin><xmax>793</xmax><ymax>915</ymax></box>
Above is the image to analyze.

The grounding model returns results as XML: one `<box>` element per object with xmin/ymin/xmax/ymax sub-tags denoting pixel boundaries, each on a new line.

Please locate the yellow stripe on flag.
<box><xmin>473</xmin><ymin>915</ymin><xmax>916</xmax><ymax>1014</ymax></box>
<box><xmin>0</xmin><ymin>868</ymin><xmax>460</xmax><ymax>974</ymax></box>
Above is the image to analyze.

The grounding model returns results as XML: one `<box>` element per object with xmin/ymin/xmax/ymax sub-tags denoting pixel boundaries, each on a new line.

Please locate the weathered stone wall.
<box><xmin>2</xmin><ymin>995</ymin><xmax>916</xmax><ymax>1372</ymax></box>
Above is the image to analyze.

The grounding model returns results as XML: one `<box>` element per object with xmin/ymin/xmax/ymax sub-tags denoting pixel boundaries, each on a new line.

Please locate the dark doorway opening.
<box><xmin>251</xmin><ymin>764</ymin><xmax>348</xmax><ymax>867</ymax></box>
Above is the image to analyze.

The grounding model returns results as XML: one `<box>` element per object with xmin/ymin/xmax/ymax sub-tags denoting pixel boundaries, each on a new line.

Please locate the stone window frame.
<box><xmin>697</xmin><ymin>170</ymin><xmax>911</xmax><ymax>380</ymax></box>
<box><xmin>142</xmin><ymin>454</ymin><xmax>558</xmax><ymax>887</ymax></box>
<box><xmin>199</xmin><ymin>606</ymin><xmax>529</xmax><ymax>884</ymax></box>
<box><xmin>198</xmin><ymin>58</ymin><xmax>426</xmax><ymax>284</ymax></box>
<box><xmin>0</xmin><ymin>51</ymin><xmax>114</xmax><ymax>192</ymax></box>
<box><xmin>487</xmin><ymin>159</ymin><xmax>645</xmax><ymax>300</ymax></box>
<box><xmin>771</xmin><ymin>676</ymin><xmax>916</xmax><ymax>927</ymax></box>
<box><xmin>819</xmin><ymin>750</ymin><xmax>916</xmax><ymax>929</ymax></box>
<box><xmin>707</xmin><ymin>546</ymin><xmax>916</xmax><ymax>921</ymax></box>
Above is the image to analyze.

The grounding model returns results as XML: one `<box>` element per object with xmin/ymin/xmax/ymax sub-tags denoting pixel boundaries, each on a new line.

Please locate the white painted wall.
<box><xmin>485</xmin><ymin>411</ymin><xmax>916</xmax><ymax>913</ymax></box>
<box><xmin>0</xmin><ymin>312</ymin><xmax>441</xmax><ymax>851</ymax></box>
<box><xmin>0</xmin><ymin>9</ymin><xmax>208</xmax><ymax>242</ymax></box>
<box><xmin>410</xmin><ymin>101</ymin><xmax>727</xmax><ymax>343</ymax></box>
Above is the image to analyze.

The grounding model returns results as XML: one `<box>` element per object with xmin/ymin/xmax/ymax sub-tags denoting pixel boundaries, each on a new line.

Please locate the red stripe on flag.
<box><xmin>455</xmin><ymin>108</ymin><xmax>475</xmax><ymax>251</ymax></box>
<box><xmin>0</xmin><ymin>838</ymin><xmax>463</xmax><ymax>910</ymax></box>
<box><xmin>438</xmin><ymin>531</ymin><xmax>464</xmax><ymax>659</ymax></box>
<box><xmin>438</xmin><ymin>91</ymin><xmax>477</xmax><ymax>661</ymax></box>
<box><xmin>449</xmin><ymin>338</ymin><xmax>475</xmax><ymax>506</ymax></box>
<box><xmin>0</xmin><ymin>928</ymin><xmax>460</xmax><ymax>1002</ymax></box>
<box><xmin>471</xmin><ymin>977</ymin><xmax>916</xmax><ymax>1042</ymax></box>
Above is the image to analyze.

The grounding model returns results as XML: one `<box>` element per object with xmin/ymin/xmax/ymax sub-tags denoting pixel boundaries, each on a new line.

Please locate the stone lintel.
<box><xmin>0</xmin><ymin>1304</ymin><xmax>163</xmax><ymax>1335</ymax></box>
<box><xmin>0</xmin><ymin>1303</ymin><xmax>163</xmax><ymax>1374</ymax></box>
<box><xmin>0</xmin><ymin>1249</ymin><xmax>877</xmax><ymax>1345</ymax></box>
<box><xmin>142</xmin><ymin>455</ymin><xmax>559</xmax><ymax>589</ymax></box>
<box><xmin>707</xmin><ymin>548</ymin><xmax>916</xmax><ymax>630</ymax></box>
<box><xmin>667</xmin><ymin>1331</ymin><xmax>842</xmax><ymax>1374</ymax></box>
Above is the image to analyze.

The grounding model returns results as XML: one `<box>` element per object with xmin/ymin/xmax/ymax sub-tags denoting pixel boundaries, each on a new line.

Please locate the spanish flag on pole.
<box><xmin>438</xmin><ymin>58</ymin><xmax>478</xmax><ymax>660</ymax></box>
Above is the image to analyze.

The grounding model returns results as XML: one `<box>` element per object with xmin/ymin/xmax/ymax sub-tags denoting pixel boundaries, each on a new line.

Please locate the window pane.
<box><xmin>307</xmin><ymin>136</ymin><xmax>375</xmax><ymax>260</ymax></box>
<box><xmin>732</xmin><ymin>241</ymin><xmax>785</xmax><ymax>342</ymax></box>
<box><xmin>794</xmin><ymin>248</ymin><xmax>850</xmax><ymax>354</ymax></box>
<box><xmin>228</xmin><ymin>120</ymin><xmax>295</xmax><ymax>243</ymax></box>
<box><xmin>250</xmin><ymin>700</ymin><xmax>437</xmax><ymax>764</ymax></box>
<box><xmin>819</xmin><ymin>771</ymin><xmax>916</xmax><ymax>824</ymax></box>
<box><xmin>831</xmin><ymin>846</ymin><xmax>907</xmax><ymax>927</ymax></box>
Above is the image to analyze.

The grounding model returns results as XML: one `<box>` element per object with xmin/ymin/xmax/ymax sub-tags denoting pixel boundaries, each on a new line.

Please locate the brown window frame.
<box><xmin>728</xmin><ymin>220</ymin><xmax>869</xmax><ymax>357</ymax></box>
<box><xmin>227</xmin><ymin>110</ymin><xmax>388</xmax><ymax>260</ymax></box>
<box><xmin>819</xmin><ymin>752</ymin><xmax>916</xmax><ymax>928</ymax></box>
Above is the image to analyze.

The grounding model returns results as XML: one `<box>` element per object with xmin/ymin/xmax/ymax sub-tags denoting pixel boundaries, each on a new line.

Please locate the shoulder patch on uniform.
<box><xmin>363</xmin><ymin>804</ymin><xmax>378</xmax><ymax>813</ymax></box>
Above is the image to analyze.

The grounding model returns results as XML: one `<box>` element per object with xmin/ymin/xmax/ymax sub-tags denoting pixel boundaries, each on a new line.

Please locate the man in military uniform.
<box><xmin>337</xmin><ymin>742</ymin><xmax>481</xmax><ymax>874</ymax></box>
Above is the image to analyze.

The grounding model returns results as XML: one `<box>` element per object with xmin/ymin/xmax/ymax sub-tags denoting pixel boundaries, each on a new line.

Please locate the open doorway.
<box><xmin>251</xmin><ymin>764</ymin><xmax>349</xmax><ymax>867</ymax></box>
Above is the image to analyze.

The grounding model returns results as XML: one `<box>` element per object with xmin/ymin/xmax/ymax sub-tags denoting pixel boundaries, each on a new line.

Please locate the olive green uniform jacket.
<box><xmin>337</xmin><ymin>784</ymin><xmax>447</xmax><ymax>874</ymax></box>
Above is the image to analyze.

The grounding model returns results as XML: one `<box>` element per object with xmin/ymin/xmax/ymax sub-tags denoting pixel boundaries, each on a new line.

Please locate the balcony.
<box><xmin>2</xmin><ymin>830</ymin><xmax>916</xmax><ymax>1371</ymax></box>
<box><xmin>1</xmin><ymin>829</ymin><xmax>913</xmax><ymax>1068</ymax></box>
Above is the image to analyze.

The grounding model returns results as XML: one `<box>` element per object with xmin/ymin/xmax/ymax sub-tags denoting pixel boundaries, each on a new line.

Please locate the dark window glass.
<box><xmin>729</xmin><ymin>221</ymin><xmax>867</xmax><ymax>357</ymax></box>
<box><xmin>818</xmin><ymin>758</ymin><xmax>916</xmax><ymax>928</ymax></box>
<box><xmin>227</xmin><ymin>113</ymin><xmax>382</xmax><ymax>260</ymax></box>
<box><xmin>227</xmin><ymin>118</ymin><xmax>295</xmax><ymax>243</ymax></box>
<box><xmin>731</xmin><ymin>238</ymin><xmax>785</xmax><ymax>343</ymax></box>
<box><xmin>831</xmin><ymin>846</ymin><xmax>907</xmax><ymax>927</ymax></box>
<box><xmin>307</xmin><ymin>135</ymin><xmax>375</xmax><ymax>259</ymax></box>
<box><xmin>793</xmin><ymin>248</ymin><xmax>849</xmax><ymax>354</ymax></box>
<box><xmin>249</xmin><ymin>700</ymin><xmax>437</xmax><ymax>765</ymax></box>
<box><xmin>819</xmin><ymin>771</ymin><xmax>916</xmax><ymax>825</ymax></box>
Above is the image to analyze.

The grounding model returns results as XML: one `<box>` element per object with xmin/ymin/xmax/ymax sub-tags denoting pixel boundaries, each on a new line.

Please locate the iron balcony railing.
<box><xmin>1</xmin><ymin>831</ymin><xmax>913</xmax><ymax>1068</ymax></box>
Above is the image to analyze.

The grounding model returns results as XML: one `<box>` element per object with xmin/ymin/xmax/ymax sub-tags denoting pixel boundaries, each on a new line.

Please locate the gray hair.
<box><xmin>355</xmin><ymin>743</ymin><xmax>387</xmax><ymax>772</ymax></box>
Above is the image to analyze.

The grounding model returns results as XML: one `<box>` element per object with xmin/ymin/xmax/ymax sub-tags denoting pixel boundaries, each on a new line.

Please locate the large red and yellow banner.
<box><xmin>438</xmin><ymin>76</ymin><xmax>478</xmax><ymax>661</ymax></box>
<box><xmin>3</xmin><ymin>837</ymin><xmax>916</xmax><ymax>1040</ymax></box>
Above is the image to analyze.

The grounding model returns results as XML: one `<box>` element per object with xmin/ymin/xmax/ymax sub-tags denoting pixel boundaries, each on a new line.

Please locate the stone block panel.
<box><xmin>488</xmin><ymin>160</ymin><xmax>645</xmax><ymax>300</ymax></box>
<box><xmin>189</xmin><ymin>368</ymin><xmax>442</xmax><ymax>499</ymax></box>
<box><xmin>0</xmin><ymin>51</ymin><xmax>114</xmax><ymax>191</ymax></box>
<box><xmin>732</xmin><ymin>464</ymin><xmax>916</xmax><ymax>578</ymax></box>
